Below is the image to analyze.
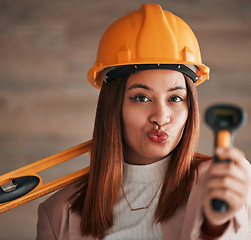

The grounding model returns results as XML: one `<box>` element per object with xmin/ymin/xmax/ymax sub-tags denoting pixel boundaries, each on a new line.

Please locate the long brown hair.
<box><xmin>71</xmin><ymin>76</ymin><xmax>127</xmax><ymax>238</ymax></box>
<box><xmin>71</xmin><ymin>74</ymin><xmax>210</xmax><ymax>238</ymax></box>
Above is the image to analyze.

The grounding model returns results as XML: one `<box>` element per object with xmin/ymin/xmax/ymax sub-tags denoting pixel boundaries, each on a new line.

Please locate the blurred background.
<box><xmin>0</xmin><ymin>0</ymin><xmax>250</xmax><ymax>239</ymax></box>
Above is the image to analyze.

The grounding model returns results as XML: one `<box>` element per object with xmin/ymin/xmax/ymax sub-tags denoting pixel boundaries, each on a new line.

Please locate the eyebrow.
<box><xmin>168</xmin><ymin>86</ymin><xmax>187</xmax><ymax>92</ymax></box>
<box><xmin>127</xmin><ymin>84</ymin><xmax>186</xmax><ymax>92</ymax></box>
<box><xmin>127</xmin><ymin>83</ymin><xmax>152</xmax><ymax>91</ymax></box>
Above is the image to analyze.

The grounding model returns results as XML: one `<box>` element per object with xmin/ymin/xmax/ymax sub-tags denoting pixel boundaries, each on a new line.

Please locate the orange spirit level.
<box><xmin>0</xmin><ymin>140</ymin><xmax>92</xmax><ymax>214</ymax></box>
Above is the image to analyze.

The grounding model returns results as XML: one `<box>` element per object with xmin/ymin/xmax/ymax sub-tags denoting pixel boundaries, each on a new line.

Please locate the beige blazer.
<box><xmin>36</xmin><ymin>161</ymin><xmax>251</xmax><ymax>240</ymax></box>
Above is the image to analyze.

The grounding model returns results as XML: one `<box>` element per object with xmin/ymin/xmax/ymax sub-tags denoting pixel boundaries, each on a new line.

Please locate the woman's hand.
<box><xmin>202</xmin><ymin>147</ymin><xmax>250</xmax><ymax>235</ymax></box>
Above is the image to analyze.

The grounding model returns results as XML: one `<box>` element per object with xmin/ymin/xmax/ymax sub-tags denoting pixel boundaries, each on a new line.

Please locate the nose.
<box><xmin>149</xmin><ymin>102</ymin><xmax>171</xmax><ymax>128</ymax></box>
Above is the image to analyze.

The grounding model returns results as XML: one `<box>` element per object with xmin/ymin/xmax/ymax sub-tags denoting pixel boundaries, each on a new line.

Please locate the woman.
<box><xmin>36</xmin><ymin>4</ymin><xmax>251</xmax><ymax>239</ymax></box>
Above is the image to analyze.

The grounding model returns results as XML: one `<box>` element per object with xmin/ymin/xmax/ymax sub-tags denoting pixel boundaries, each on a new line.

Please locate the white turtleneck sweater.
<box><xmin>105</xmin><ymin>158</ymin><xmax>169</xmax><ymax>240</ymax></box>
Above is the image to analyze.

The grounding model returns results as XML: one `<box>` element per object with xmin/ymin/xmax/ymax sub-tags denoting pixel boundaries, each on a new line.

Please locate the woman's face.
<box><xmin>122</xmin><ymin>69</ymin><xmax>189</xmax><ymax>165</ymax></box>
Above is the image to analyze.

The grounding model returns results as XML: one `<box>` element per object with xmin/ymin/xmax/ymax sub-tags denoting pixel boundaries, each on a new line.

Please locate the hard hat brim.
<box><xmin>104</xmin><ymin>64</ymin><xmax>199</xmax><ymax>84</ymax></box>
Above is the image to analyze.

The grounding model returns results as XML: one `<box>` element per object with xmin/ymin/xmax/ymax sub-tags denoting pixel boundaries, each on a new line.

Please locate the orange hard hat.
<box><xmin>88</xmin><ymin>4</ymin><xmax>210</xmax><ymax>90</ymax></box>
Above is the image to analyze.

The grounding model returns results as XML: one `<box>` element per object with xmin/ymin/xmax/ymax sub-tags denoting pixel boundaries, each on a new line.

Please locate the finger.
<box><xmin>207</xmin><ymin>188</ymin><xmax>246</xmax><ymax>211</ymax></box>
<box><xmin>215</xmin><ymin>147</ymin><xmax>246</xmax><ymax>168</ymax></box>
<box><xmin>209</xmin><ymin>162</ymin><xmax>248</xmax><ymax>185</ymax></box>
<box><xmin>207</xmin><ymin>176</ymin><xmax>249</xmax><ymax>199</ymax></box>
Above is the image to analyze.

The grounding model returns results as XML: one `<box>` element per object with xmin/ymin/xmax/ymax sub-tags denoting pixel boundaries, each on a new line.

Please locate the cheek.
<box><xmin>180</xmin><ymin>110</ymin><xmax>189</xmax><ymax>128</ymax></box>
<box><xmin>123</xmin><ymin>108</ymin><xmax>141</xmax><ymax>136</ymax></box>
<box><xmin>122</xmin><ymin>103</ymin><xmax>146</xmax><ymax>144</ymax></box>
<box><xmin>122</xmin><ymin>105</ymin><xmax>133</xmax><ymax>141</ymax></box>
<box><xmin>173</xmin><ymin>108</ymin><xmax>189</xmax><ymax>136</ymax></box>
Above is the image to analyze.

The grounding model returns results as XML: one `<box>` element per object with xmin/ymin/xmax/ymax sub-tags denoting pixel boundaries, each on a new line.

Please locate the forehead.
<box><xmin>126</xmin><ymin>69</ymin><xmax>186</xmax><ymax>89</ymax></box>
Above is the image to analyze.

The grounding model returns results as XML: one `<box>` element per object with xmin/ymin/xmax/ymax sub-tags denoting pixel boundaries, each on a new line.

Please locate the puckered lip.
<box><xmin>147</xmin><ymin>128</ymin><xmax>168</xmax><ymax>143</ymax></box>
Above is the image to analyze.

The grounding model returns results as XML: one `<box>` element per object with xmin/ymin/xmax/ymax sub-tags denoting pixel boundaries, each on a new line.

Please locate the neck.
<box><xmin>124</xmin><ymin>147</ymin><xmax>171</xmax><ymax>165</ymax></box>
<box><xmin>124</xmin><ymin>157</ymin><xmax>165</xmax><ymax>165</ymax></box>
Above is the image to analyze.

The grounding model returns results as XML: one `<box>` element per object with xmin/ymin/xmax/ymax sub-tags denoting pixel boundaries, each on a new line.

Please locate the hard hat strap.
<box><xmin>105</xmin><ymin>64</ymin><xmax>198</xmax><ymax>84</ymax></box>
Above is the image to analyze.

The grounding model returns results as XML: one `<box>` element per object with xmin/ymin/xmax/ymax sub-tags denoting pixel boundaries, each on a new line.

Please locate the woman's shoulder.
<box><xmin>37</xmin><ymin>181</ymin><xmax>88</xmax><ymax>239</ymax></box>
<box><xmin>193</xmin><ymin>153</ymin><xmax>213</xmax><ymax>176</ymax></box>
<box><xmin>40</xmin><ymin>181</ymin><xmax>83</xmax><ymax>212</ymax></box>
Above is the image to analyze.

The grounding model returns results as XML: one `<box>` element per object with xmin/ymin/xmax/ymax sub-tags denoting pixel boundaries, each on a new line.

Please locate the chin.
<box><xmin>143</xmin><ymin>150</ymin><xmax>170</xmax><ymax>161</ymax></box>
<box><xmin>146</xmin><ymin>144</ymin><xmax>172</xmax><ymax>157</ymax></box>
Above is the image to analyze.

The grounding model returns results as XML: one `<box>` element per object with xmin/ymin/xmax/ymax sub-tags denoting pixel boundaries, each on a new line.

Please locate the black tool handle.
<box><xmin>0</xmin><ymin>176</ymin><xmax>40</xmax><ymax>203</ymax></box>
<box><xmin>211</xmin><ymin>156</ymin><xmax>231</xmax><ymax>212</ymax></box>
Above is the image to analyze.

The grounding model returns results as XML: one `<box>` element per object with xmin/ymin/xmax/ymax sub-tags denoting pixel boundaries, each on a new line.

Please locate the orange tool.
<box><xmin>0</xmin><ymin>140</ymin><xmax>92</xmax><ymax>214</ymax></box>
<box><xmin>205</xmin><ymin>104</ymin><xmax>247</xmax><ymax>212</ymax></box>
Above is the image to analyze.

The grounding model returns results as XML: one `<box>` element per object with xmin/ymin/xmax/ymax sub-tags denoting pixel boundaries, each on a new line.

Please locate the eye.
<box><xmin>169</xmin><ymin>96</ymin><xmax>184</xmax><ymax>103</ymax></box>
<box><xmin>130</xmin><ymin>95</ymin><xmax>150</xmax><ymax>102</ymax></box>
